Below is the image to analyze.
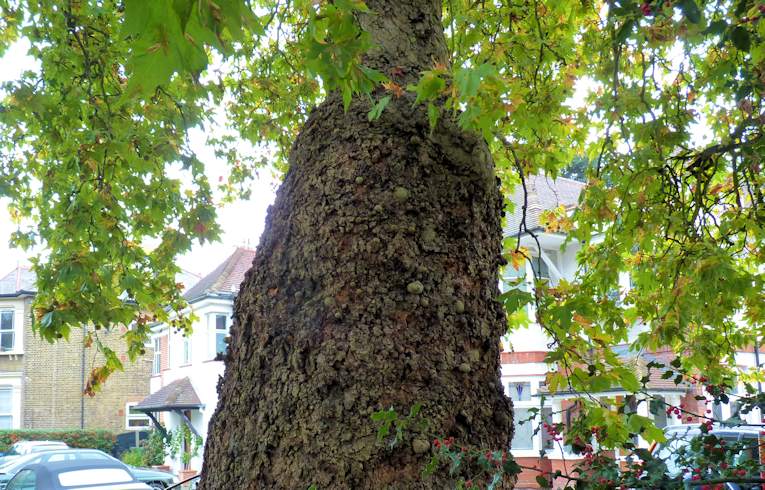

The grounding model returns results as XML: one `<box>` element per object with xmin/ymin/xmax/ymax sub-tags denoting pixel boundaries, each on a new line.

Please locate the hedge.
<box><xmin>0</xmin><ymin>429</ymin><xmax>115</xmax><ymax>453</ymax></box>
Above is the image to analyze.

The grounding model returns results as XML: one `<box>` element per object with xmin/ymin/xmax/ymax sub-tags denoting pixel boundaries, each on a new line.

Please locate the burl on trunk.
<box><xmin>200</xmin><ymin>1</ymin><xmax>513</xmax><ymax>488</ymax></box>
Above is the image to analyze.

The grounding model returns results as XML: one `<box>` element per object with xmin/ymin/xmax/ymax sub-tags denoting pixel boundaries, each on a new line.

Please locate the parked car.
<box><xmin>4</xmin><ymin>460</ymin><xmax>151</xmax><ymax>489</ymax></box>
<box><xmin>0</xmin><ymin>449</ymin><xmax>175</xmax><ymax>490</ymax></box>
<box><xmin>653</xmin><ymin>424</ymin><xmax>762</xmax><ymax>489</ymax></box>
<box><xmin>0</xmin><ymin>441</ymin><xmax>70</xmax><ymax>466</ymax></box>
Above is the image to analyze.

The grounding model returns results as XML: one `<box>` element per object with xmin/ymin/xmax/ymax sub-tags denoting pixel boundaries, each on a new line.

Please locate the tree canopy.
<box><xmin>0</xmin><ymin>0</ymin><xmax>763</xmax><ymax>475</ymax></box>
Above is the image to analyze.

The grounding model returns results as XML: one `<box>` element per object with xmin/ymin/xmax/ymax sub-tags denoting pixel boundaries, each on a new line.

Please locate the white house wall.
<box><xmin>150</xmin><ymin>297</ymin><xmax>233</xmax><ymax>473</ymax></box>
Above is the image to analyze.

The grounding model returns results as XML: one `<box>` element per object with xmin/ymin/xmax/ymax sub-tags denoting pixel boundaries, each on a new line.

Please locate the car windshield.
<box><xmin>0</xmin><ymin>454</ymin><xmax>39</xmax><ymax>474</ymax></box>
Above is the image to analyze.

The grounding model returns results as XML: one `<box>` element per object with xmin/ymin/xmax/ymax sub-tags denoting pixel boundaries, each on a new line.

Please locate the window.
<box><xmin>507</xmin><ymin>382</ymin><xmax>532</xmax><ymax>402</ymax></box>
<box><xmin>7</xmin><ymin>469</ymin><xmax>35</xmax><ymax>490</ymax></box>
<box><xmin>0</xmin><ymin>311</ymin><xmax>14</xmax><ymax>352</ymax></box>
<box><xmin>125</xmin><ymin>403</ymin><xmax>151</xmax><ymax>430</ymax></box>
<box><xmin>541</xmin><ymin>407</ymin><xmax>554</xmax><ymax>449</ymax></box>
<box><xmin>152</xmin><ymin>337</ymin><xmax>161</xmax><ymax>375</ymax></box>
<box><xmin>182</xmin><ymin>336</ymin><xmax>191</xmax><ymax>365</ymax></box>
<box><xmin>650</xmin><ymin>397</ymin><xmax>668</xmax><ymax>428</ymax></box>
<box><xmin>712</xmin><ymin>401</ymin><xmax>723</xmax><ymax>421</ymax></box>
<box><xmin>215</xmin><ymin>314</ymin><xmax>228</xmax><ymax>356</ymax></box>
<box><xmin>0</xmin><ymin>388</ymin><xmax>13</xmax><ymax>429</ymax></box>
<box><xmin>530</xmin><ymin>256</ymin><xmax>550</xmax><ymax>280</ymax></box>
<box><xmin>511</xmin><ymin>408</ymin><xmax>534</xmax><ymax>450</ymax></box>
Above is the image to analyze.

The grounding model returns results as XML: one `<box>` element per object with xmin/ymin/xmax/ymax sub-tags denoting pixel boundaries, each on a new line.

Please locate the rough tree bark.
<box><xmin>199</xmin><ymin>1</ymin><xmax>513</xmax><ymax>488</ymax></box>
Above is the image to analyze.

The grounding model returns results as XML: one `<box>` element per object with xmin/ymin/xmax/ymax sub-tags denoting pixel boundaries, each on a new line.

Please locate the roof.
<box><xmin>0</xmin><ymin>266</ymin><xmax>35</xmax><ymax>296</ymax></box>
<box><xmin>134</xmin><ymin>377</ymin><xmax>203</xmax><ymax>412</ymax></box>
<box><xmin>0</xmin><ymin>265</ymin><xmax>201</xmax><ymax>298</ymax></box>
<box><xmin>504</xmin><ymin>174</ymin><xmax>585</xmax><ymax>238</ymax></box>
<box><xmin>182</xmin><ymin>247</ymin><xmax>256</xmax><ymax>303</ymax></box>
<box><xmin>539</xmin><ymin>347</ymin><xmax>690</xmax><ymax>397</ymax></box>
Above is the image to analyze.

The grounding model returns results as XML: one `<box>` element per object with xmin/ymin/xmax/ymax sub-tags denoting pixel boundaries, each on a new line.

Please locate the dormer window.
<box><xmin>0</xmin><ymin>311</ymin><xmax>14</xmax><ymax>352</ymax></box>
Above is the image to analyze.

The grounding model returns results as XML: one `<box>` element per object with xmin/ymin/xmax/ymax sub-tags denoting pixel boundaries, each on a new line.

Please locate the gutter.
<box><xmin>80</xmin><ymin>325</ymin><xmax>86</xmax><ymax>429</ymax></box>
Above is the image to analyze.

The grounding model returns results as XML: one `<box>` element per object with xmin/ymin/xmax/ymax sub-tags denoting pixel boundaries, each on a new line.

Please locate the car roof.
<box><xmin>12</xmin><ymin>461</ymin><xmax>148</xmax><ymax>490</ymax></box>
<box><xmin>23</xmin><ymin>460</ymin><xmax>128</xmax><ymax>471</ymax></box>
<box><xmin>15</xmin><ymin>440</ymin><xmax>67</xmax><ymax>445</ymax></box>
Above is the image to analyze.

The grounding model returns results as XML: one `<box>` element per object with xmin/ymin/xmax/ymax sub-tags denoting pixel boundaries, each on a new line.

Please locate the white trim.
<box><xmin>125</xmin><ymin>402</ymin><xmax>151</xmax><ymax>431</ymax></box>
<box><xmin>0</xmin><ymin>308</ymin><xmax>23</xmax><ymax>355</ymax></box>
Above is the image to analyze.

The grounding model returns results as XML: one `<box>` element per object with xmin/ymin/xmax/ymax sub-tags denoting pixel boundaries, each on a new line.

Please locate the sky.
<box><xmin>0</xmin><ymin>40</ymin><xmax>279</xmax><ymax>280</ymax></box>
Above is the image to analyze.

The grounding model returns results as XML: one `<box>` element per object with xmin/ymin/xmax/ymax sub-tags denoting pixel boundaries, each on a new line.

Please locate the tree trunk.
<box><xmin>199</xmin><ymin>1</ymin><xmax>513</xmax><ymax>488</ymax></box>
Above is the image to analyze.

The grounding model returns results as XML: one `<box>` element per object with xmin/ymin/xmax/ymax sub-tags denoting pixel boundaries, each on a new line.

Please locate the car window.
<box><xmin>57</xmin><ymin>468</ymin><xmax>133</xmax><ymax>487</ymax></box>
<box><xmin>72</xmin><ymin>452</ymin><xmax>110</xmax><ymax>461</ymax></box>
<box><xmin>46</xmin><ymin>454</ymin><xmax>75</xmax><ymax>463</ymax></box>
<box><xmin>29</xmin><ymin>445</ymin><xmax>66</xmax><ymax>453</ymax></box>
<box><xmin>6</xmin><ymin>469</ymin><xmax>36</xmax><ymax>490</ymax></box>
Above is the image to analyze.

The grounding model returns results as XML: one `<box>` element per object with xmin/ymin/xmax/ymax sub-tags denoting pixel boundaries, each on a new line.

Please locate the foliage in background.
<box><xmin>166</xmin><ymin>424</ymin><xmax>203</xmax><ymax>468</ymax></box>
<box><xmin>119</xmin><ymin>446</ymin><xmax>145</xmax><ymax>467</ymax></box>
<box><xmin>0</xmin><ymin>429</ymin><xmax>115</xmax><ymax>453</ymax></box>
<box><xmin>140</xmin><ymin>429</ymin><xmax>167</xmax><ymax>467</ymax></box>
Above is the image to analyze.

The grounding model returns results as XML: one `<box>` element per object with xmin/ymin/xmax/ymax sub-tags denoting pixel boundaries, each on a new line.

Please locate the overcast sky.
<box><xmin>0</xmin><ymin>40</ymin><xmax>278</xmax><ymax>280</ymax></box>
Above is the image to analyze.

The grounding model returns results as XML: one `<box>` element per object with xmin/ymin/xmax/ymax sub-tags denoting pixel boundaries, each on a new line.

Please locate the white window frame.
<box><xmin>152</xmin><ymin>337</ymin><xmax>161</xmax><ymax>375</ymax></box>
<box><xmin>0</xmin><ymin>387</ymin><xmax>14</xmax><ymax>429</ymax></box>
<box><xmin>181</xmin><ymin>335</ymin><xmax>191</xmax><ymax>365</ymax></box>
<box><xmin>506</xmin><ymin>377</ymin><xmax>549</xmax><ymax>456</ymax></box>
<box><xmin>0</xmin><ymin>310</ymin><xmax>15</xmax><ymax>353</ymax></box>
<box><xmin>213</xmin><ymin>313</ymin><xmax>229</xmax><ymax>357</ymax></box>
<box><xmin>125</xmin><ymin>402</ymin><xmax>151</xmax><ymax>431</ymax></box>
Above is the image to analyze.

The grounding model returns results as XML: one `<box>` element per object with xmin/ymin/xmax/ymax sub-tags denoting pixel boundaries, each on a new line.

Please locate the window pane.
<box><xmin>73</xmin><ymin>452</ymin><xmax>109</xmax><ymax>460</ymax></box>
<box><xmin>511</xmin><ymin>408</ymin><xmax>534</xmax><ymax>450</ymax></box>
<box><xmin>0</xmin><ymin>415</ymin><xmax>13</xmax><ymax>429</ymax></box>
<box><xmin>0</xmin><ymin>389</ymin><xmax>13</xmax><ymax>413</ymax></box>
<box><xmin>0</xmin><ymin>312</ymin><xmax>12</xmax><ymax>330</ymax></box>
<box><xmin>183</xmin><ymin>338</ymin><xmax>191</xmax><ymax>363</ymax></box>
<box><xmin>508</xmin><ymin>382</ymin><xmax>532</xmax><ymax>402</ymax></box>
<box><xmin>531</xmin><ymin>256</ymin><xmax>550</xmax><ymax>279</ymax></box>
<box><xmin>216</xmin><ymin>333</ymin><xmax>227</xmax><ymax>356</ymax></box>
<box><xmin>541</xmin><ymin>408</ymin><xmax>554</xmax><ymax>450</ymax></box>
<box><xmin>0</xmin><ymin>331</ymin><xmax>13</xmax><ymax>351</ymax></box>
<box><xmin>712</xmin><ymin>402</ymin><xmax>723</xmax><ymax>421</ymax></box>
<box><xmin>650</xmin><ymin>397</ymin><xmax>668</xmax><ymax>428</ymax></box>
<box><xmin>9</xmin><ymin>469</ymin><xmax>35</xmax><ymax>488</ymax></box>
<box><xmin>216</xmin><ymin>315</ymin><xmax>227</xmax><ymax>330</ymax></box>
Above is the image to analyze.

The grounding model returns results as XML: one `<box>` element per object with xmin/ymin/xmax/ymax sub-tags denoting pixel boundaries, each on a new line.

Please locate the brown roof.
<box><xmin>0</xmin><ymin>266</ymin><xmax>35</xmax><ymax>295</ymax></box>
<box><xmin>538</xmin><ymin>347</ymin><xmax>690</xmax><ymax>396</ymax></box>
<box><xmin>504</xmin><ymin>174</ymin><xmax>584</xmax><ymax>238</ymax></box>
<box><xmin>182</xmin><ymin>247</ymin><xmax>256</xmax><ymax>302</ymax></box>
<box><xmin>134</xmin><ymin>377</ymin><xmax>203</xmax><ymax>411</ymax></box>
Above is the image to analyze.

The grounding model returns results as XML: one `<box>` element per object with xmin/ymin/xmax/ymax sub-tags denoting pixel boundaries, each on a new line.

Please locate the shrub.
<box><xmin>140</xmin><ymin>429</ymin><xmax>166</xmax><ymax>466</ymax></box>
<box><xmin>120</xmin><ymin>447</ymin><xmax>145</xmax><ymax>466</ymax></box>
<box><xmin>0</xmin><ymin>429</ymin><xmax>115</xmax><ymax>453</ymax></box>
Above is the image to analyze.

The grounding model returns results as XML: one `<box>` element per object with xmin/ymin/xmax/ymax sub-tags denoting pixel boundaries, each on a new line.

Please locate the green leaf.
<box><xmin>367</xmin><ymin>95</ymin><xmax>391</xmax><ymax>121</ymax></box>
<box><xmin>730</xmin><ymin>26</ymin><xmax>751</xmax><ymax>51</ymax></box>
<box><xmin>703</xmin><ymin>20</ymin><xmax>728</xmax><ymax>36</ymax></box>
<box><xmin>615</xmin><ymin>19</ymin><xmax>636</xmax><ymax>44</ymax></box>
<box><xmin>678</xmin><ymin>0</ymin><xmax>702</xmax><ymax>24</ymax></box>
<box><xmin>427</xmin><ymin>102</ymin><xmax>440</xmax><ymax>129</ymax></box>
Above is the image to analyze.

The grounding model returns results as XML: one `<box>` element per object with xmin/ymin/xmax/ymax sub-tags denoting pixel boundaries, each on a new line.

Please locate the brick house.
<box><xmin>0</xmin><ymin>265</ymin><xmax>155</xmax><ymax>433</ymax></box>
<box><xmin>499</xmin><ymin>175</ymin><xmax>760</xmax><ymax>489</ymax></box>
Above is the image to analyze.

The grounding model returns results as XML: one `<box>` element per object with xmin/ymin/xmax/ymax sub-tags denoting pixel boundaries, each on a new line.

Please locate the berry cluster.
<box><xmin>542</xmin><ymin>422</ymin><xmax>564</xmax><ymax>442</ymax></box>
